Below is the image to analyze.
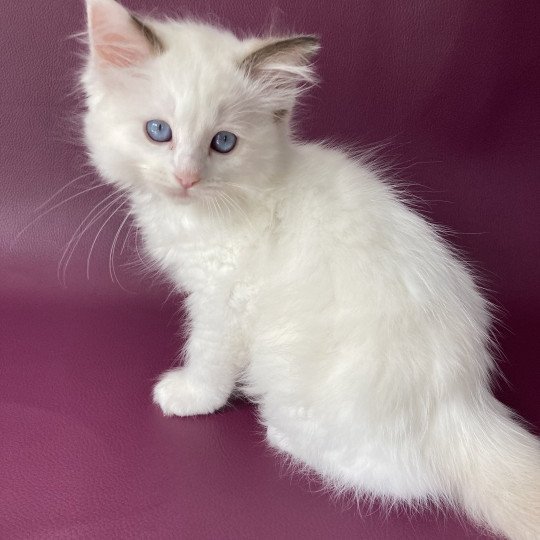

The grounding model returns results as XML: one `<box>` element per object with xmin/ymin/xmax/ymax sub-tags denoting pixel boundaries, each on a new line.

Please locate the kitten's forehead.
<box><xmin>157</xmin><ymin>22</ymin><xmax>244</xmax><ymax>84</ymax></box>
<box><xmin>151</xmin><ymin>22</ymin><xmax>248</xmax><ymax>122</ymax></box>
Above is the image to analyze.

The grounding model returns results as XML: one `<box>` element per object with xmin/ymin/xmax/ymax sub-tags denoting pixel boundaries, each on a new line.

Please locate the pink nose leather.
<box><xmin>175</xmin><ymin>171</ymin><xmax>201</xmax><ymax>189</ymax></box>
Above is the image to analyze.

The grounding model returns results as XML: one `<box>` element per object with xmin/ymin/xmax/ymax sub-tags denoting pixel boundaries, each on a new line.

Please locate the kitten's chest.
<box><xmin>133</xmin><ymin>199</ymin><xmax>269</xmax><ymax>297</ymax></box>
<box><xmin>151</xmin><ymin>236</ymin><xmax>244</xmax><ymax>292</ymax></box>
<box><xmin>160</xmin><ymin>236</ymin><xmax>266</xmax><ymax>322</ymax></box>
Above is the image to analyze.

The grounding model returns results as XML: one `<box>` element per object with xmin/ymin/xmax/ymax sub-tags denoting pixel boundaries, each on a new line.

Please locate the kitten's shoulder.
<box><xmin>292</xmin><ymin>142</ymin><xmax>352</xmax><ymax>171</ymax></box>
<box><xmin>287</xmin><ymin>142</ymin><xmax>388</xmax><ymax>204</ymax></box>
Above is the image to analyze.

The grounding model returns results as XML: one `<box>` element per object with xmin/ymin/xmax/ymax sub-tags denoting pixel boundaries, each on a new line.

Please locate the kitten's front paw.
<box><xmin>153</xmin><ymin>369</ymin><xmax>229</xmax><ymax>417</ymax></box>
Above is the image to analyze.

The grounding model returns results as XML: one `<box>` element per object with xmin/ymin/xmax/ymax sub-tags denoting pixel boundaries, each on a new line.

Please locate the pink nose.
<box><xmin>175</xmin><ymin>171</ymin><xmax>201</xmax><ymax>189</ymax></box>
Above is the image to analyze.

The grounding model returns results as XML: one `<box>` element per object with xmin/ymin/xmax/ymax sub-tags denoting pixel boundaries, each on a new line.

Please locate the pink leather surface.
<box><xmin>1</xmin><ymin>1</ymin><xmax>538</xmax><ymax>538</ymax></box>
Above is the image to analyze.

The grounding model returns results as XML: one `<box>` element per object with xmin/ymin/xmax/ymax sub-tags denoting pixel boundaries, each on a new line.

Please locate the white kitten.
<box><xmin>81</xmin><ymin>1</ymin><xmax>539</xmax><ymax>538</ymax></box>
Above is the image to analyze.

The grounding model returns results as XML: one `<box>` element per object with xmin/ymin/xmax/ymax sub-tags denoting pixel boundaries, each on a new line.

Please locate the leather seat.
<box><xmin>1</xmin><ymin>1</ymin><xmax>537</xmax><ymax>537</ymax></box>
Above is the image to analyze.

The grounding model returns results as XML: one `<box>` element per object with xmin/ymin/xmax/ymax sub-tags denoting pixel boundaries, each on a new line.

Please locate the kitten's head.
<box><xmin>82</xmin><ymin>0</ymin><xmax>319</xmax><ymax>210</ymax></box>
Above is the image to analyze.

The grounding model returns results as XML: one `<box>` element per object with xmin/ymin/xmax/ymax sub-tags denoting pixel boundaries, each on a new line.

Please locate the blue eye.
<box><xmin>146</xmin><ymin>119</ymin><xmax>172</xmax><ymax>142</ymax></box>
<box><xmin>210</xmin><ymin>131</ymin><xmax>237</xmax><ymax>153</ymax></box>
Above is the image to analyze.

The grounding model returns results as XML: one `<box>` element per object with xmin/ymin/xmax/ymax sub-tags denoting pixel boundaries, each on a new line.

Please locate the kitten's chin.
<box><xmin>172</xmin><ymin>186</ymin><xmax>191</xmax><ymax>200</ymax></box>
<box><xmin>157</xmin><ymin>184</ymin><xmax>198</xmax><ymax>205</ymax></box>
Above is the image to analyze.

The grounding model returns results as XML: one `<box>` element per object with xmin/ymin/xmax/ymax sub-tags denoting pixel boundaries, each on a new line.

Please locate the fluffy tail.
<box><xmin>441</xmin><ymin>396</ymin><xmax>540</xmax><ymax>539</ymax></box>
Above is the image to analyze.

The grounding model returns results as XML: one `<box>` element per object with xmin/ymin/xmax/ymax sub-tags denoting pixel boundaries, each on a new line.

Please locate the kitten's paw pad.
<box><xmin>153</xmin><ymin>370</ymin><xmax>228</xmax><ymax>417</ymax></box>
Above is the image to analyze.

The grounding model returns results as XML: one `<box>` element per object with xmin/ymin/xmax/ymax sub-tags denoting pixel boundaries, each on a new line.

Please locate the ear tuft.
<box><xmin>242</xmin><ymin>36</ymin><xmax>320</xmax><ymax>75</ymax></box>
<box><xmin>130</xmin><ymin>14</ymin><xmax>165</xmax><ymax>55</ymax></box>
<box><xmin>241</xmin><ymin>35</ymin><xmax>320</xmax><ymax>110</ymax></box>
<box><xmin>86</xmin><ymin>0</ymin><xmax>163</xmax><ymax>68</ymax></box>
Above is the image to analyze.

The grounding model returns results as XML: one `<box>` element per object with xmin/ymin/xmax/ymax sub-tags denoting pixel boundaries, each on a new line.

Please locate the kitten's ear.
<box><xmin>86</xmin><ymin>0</ymin><xmax>164</xmax><ymax>68</ymax></box>
<box><xmin>241</xmin><ymin>36</ymin><xmax>320</xmax><ymax>102</ymax></box>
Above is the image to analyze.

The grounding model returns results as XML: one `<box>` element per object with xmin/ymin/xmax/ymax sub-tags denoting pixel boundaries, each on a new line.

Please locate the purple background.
<box><xmin>1</xmin><ymin>0</ymin><xmax>538</xmax><ymax>538</ymax></box>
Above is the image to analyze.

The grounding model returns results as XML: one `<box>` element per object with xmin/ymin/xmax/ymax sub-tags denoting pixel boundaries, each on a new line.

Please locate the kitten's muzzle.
<box><xmin>175</xmin><ymin>171</ymin><xmax>201</xmax><ymax>189</ymax></box>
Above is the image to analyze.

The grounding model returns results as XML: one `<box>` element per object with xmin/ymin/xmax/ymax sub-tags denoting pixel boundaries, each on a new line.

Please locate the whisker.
<box><xmin>86</xmin><ymin>199</ymin><xmax>127</xmax><ymax>280</ymax></box>
<box><xmin>58</xmin><ymin>192</ymin><xmax>123</xmax><ymax>286</ymax></box>
<box><xmin>57</xmin><ymin>191</ymin><xmax>119</xmax><ymax>278</ymax></box>
<box><xmin>13</xmin><ymin>183</ymin><xmax>109</xmax><ymax>248</ymax></box>
<box><xmin>226</xmin><ymin>181</ymin><xmax>270</xmax><ymax>194</ymax></box>
<box><xmin>209</xmin><ymin>194</ymin><xmax>219</xmax><ymax>229</ymax></box>
<box><xmin>120</xmin><ymin>222</ymin><xmax>135</xmax><ymax>255</ymax></box>
<box><xmin>133</xmin><ymin>228</ymin><xmax>146</xmax><ymax>269</ymax></box>
<box><xmin>35</xmin><ymin>170</ymin><xmax>96</xmax><ymax>212</ymax></box>
<box><xmin>203</xmin><ymin>191</ymin><xmax>215</xmax><ymax>228</ymax></box>
<box><xmin>109</xmin><ymin>209</ymin><xmax>132</xmax><ymax>289</ymax></box>
<box><xmin>215</xmin><ymin>191</ymin><xmax>232</xmax><ymax>220</ymax></box>
<box><xmin>213</xmin><ymin>192</ymin><xmax>225</xmax><ymax>225</ymax></box>
<box><xmin>218</xmin><ymin>190</ymin><xmax>255</xmax><ymax>232</ymax></box>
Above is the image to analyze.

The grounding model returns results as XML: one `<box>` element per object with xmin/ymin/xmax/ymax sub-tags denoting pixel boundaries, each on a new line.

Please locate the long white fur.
<box><xmin>81</xmin><ymin>1</ymin><xmax>540</xmax><ymax>538</ymax></box>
